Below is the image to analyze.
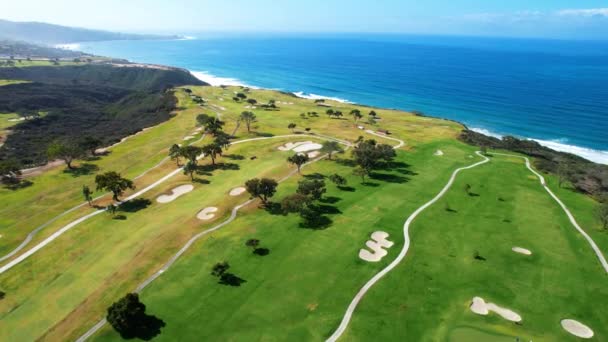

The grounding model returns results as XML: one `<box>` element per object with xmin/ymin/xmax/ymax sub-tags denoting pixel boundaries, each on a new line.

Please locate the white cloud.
<box><xmin>557</xmin><ymin>8</ymin><xmax>608</xmax><ymax>17</ymax></box>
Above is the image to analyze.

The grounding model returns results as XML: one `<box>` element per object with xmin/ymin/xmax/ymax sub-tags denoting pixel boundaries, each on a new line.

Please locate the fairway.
<box><xmin>0</xmin><ymin>85</ymin><xmax>606</xmax><ymax>342</ymax></box>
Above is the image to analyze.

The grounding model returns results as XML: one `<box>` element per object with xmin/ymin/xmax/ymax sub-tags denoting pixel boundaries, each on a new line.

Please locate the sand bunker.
<box><xmin>359</xmin><ymin>231</ymin><xmax>394</xmax><ymax>262</ymax></box>
<box><xmin>434</xmin><ymin>150</ymin><xmax>444</xmax><ymax>156</ymax></box>
<box><xmin>470</xmin><ymin>297</ymin><xmax>522</xmax><ymax>322</ymax></box>
<box><xmin>229</xmin><ymin>187</ymin><xmax>246</xmax><ymax>196</ymax></box>
<box><xmin>512</xmin><ymin>247</ymin><xmax>532</xmax><ymax>255</ymax></box>
<box><xmin>183</xmin><ymin>136</ymin><xmax>195</xmax><ymax>141</ymax></box>
<box><xmin>156</xmin><ymin>184</ymin><xmax>194</xmax><ymax>203</ymax></box>
<box><xmin>8</xmin><ymin>117</ymin><xmax>26</xmax><ymax>122</ymax></box>
<box><xmin>197</xmin><ymin>207</ymin><xmax>218</xmax><ymax>220</ymax></box>
<box><xmin>308</xmin><ymin>151</ymin><xmax>321</xmax><ymax>158</ymax></box>
<box><xmin>293</xmin><ymin>143</ymin><xmax>322</xmax><ymax>153</ymax></box>
<box><xmin>561</xmin><ymin>319</ymin><xmax>594</xmax><ymax>339</ymax></box>
<box><xmin>277</xmin><ymin>141</ymin><xmax>313</xmax><ymax>151</ymax></box>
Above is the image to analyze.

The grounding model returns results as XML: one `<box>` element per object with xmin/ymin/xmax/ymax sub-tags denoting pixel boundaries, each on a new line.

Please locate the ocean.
<box><xmin>72</xmin><ymin>34</ymin><xmax>608</xmax><ymax>164</ymax></box>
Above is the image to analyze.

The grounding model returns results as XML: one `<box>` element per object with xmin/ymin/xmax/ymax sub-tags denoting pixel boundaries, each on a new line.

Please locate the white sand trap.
<box><xmin>8</xmin><ymin>117</ymin><xmax>26</xmax><ymax>122</ymax></box>
<box><xmin>434</xmin><ymin>150</ymin><xmax>444</xmax><ymax>156</ymax></box>
<box><xmin>359</xmin><ymin>231</ymin><xmax>394</xmax><ymax>262</ymax></box>
<box><xmin>277</xmin><ymin>141</ymin><xmax>313</xmax><ymax>151</ymax></box>
<box><xmin>470</xmin><ymin>297</ymin><xmax>522</xmax><ymax>322</ymax></box>
<box><xmin>229</xmin><ymin>187</ymin><xmax>246</xmax><ymax>196</ymax></box>
<box><xmin>293</xmin><ymin>143</ymin><xmax>322</xmax><ymax>153</ymax></box>
<box><xmin>197</xmin><ymin>207</ymin><xmax>218</xmax><ymax>220</ymax></box>
<box><xmin>183</xmin><ymin>136</ymin><xmax>195</xmax><ymax>141</ymax></box>
<box><xmin>561</xmin><ymin>319</ymin><xmax>594</xmax><ymax>339</ymax></box>
<box><xmin>194</xmin><ymin>127</ymin><xmax>203</xmax><ymax>132</ymax></box>
<box><xmin>512</xmin><ymin>247</ymin><xmax>532</xmax><ymax>255</ymax></box>
<box><xmin>308</xmin><ymin>151</ymin><xmax>321</xmax><ymax>158</ymax></box>
<box><xmin>156</xmin><ymin>184</ymin><xmax>194</xmax><ymax>203</ymax></box>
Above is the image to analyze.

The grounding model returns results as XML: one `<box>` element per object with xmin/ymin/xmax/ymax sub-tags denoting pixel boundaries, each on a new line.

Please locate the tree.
<box><xmin>202</xmin><ymin>143</ymin><xmax>222</xmax><ymax>165</ymax></box>
<box><xmin>183</xmin><ymin>161</ymin><xmax>197</xmax><ymax>181</ymax></box>
<box><xmin>281</xmin><ymin>193</ymin><xmax>310</xmax><ymax>213</ymax></box>
<box><xmin>333</xmin><ymin>111</ymin><xmax>343</xmax><ymax>119</ymax></box>
<box><xmin>367</xmin><ymin>116</ymin><xmax>377</xmax><ymax>125</ymax></box>
<box><xmin>95</xmin><ymin>171</ymin><xmax>135</xmax><ymax>201</ymax></box>
<box><xmin>353</xmin><ymin>166</ymin><xmax>368</xmax><ymax>182</ymax></box>
<box><xmin>0</xmin><ymin>159</ymin><xmax>22</xmax><ymax>185</ymax></box>
<box><xmin>204</xmin><ymin>117</ymin><xmax>225</xmax><ymax>136</ymax></box>
<box><xmin>287</xmin><ymin>154</ymin><xmax>309</xmax><ymax>174</ymax></box>
<box><xmin>79</xmin><ymin>136</ymin><xmax>102</xmax><ymax>156</ymax></box>
<box><xmin>350</xmin><ymin>109</ymin><xmax>363</xmax><ymax>122</ymax></box>
<box><xmin>288</xmin><ymin>123</ymin><xmax>296</xmax><ymax>133</ymax></box>
<box><xmin>211</xmin><ymin>262</ymin><xmax>230</xmax><ymax>277</ymax></box>
<box><xmin>296</xmin><ymin>179</ymin><xmax>326</xmax><ymax>201</ymax></box>
<box><xmin>246</xmin><ymin>98</ymin><xmax>257</xmax><ymax>105</ymax></box>
<box><xmin>598</xmin><ymin>202</ymin><xmax>608</xmax><ymax>230</ymax></box>
<box><xmin>240</xmin><ymin>111</ymin><xmax>257</xmax><ymax>133</ymax></box>
<box><xmin>245</xmin><ymin>239</ymin><xmax>260</xmax><ymax>251</ymax></box>
<box><xmin>47</xmin><ymin>141</ymin><xmax>83</xmax><ymax>169</ymax></box>
<box><xmin>82</xmin><ymin>185</ymin><xmax>93</xmax><ymax>206</ymax></box>
<box><xmin>245</xmin><ymin>178</ymin><xmax>278</xmax><ymax>205</ymax></box>
<box><xmin>352</xmin><ymin>139</ymin><xmax>395</xmax><ymax>175</ymax></box>
<box><xmin>236</xmin><ymin>92</ymin><xmax>247</xmax><ymax>100</ymax></box>
<box><xmin>106</xmin><ymin>293</ymin><xmax>147</xmax><ymax>338</ymax></box>
<box><xmin>214</xmin><ymin>131</ymin><xmax>231</xmax><ymax>150</ymax></box>
<box><xmin>326</xmin><ymin>109</ymin><xmax>334</xmax><ymax>118</ymax></box>
<box><xmin>180</xmin><ymin>145</ymin><xmax>202</xmax><ymax>165</ymax></box>
<box><xmin>196</xmin><ymin>113</ymin><xmax>212</xmax><ymax>127</ymax></box>
<box><xmin>106</xmin><ymin>203</ymin><xmax>117</xmax><ymax>216</ymax></box>
<box><xmin>329</xmin><ymin>174</ymin><xmax>347</xmax><ymax>187</ymax></box>
<box><xmin>169</xmin><ymin>144</ymin><xmax>182</xmax><ymax>166</ymax></box>
<box><xmin>320</xmin><ymin>141</ymin><xmax>344</xmax><ymax>160</ymax></box>
<box><xmin>369</xmin><ymin>110</ymin><xmax>377</xmax><ymax>117</ymax></box>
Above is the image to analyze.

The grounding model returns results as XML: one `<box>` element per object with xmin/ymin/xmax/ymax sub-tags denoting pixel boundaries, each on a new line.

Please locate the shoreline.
<box><xmin>190</xmin><ymin>69</ymin><xmax>608</xmax><ymax>165</ymax></box>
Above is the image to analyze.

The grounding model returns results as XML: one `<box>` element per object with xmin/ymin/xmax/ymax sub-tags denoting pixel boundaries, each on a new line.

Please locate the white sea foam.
<box><xmin>292</xmin><ymin>91</ymin><xmax>353</xmax><ymax>104</ymax></box>
<box><xmin>191</xmin><ymin>71</ymin><xmax>257</xmax><ymax>88</ymax></box>
<box><xmin>54</xmin><ymin>43</ymin><xmax>81</xmax><ymax>51</ymax></box>
<box><xmin>469</xmin><ymin>127</ymin><xmax>608</xmax><ymax>165</ymax></box>
<box><xmin>177</xmin><ymin>36</ymin><xmax>197</xmax><ymax>41</ymax></box>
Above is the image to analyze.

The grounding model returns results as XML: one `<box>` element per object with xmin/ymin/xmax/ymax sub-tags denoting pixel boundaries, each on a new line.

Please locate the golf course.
<box><xmin>1</xmin><ymin>78</ymin><xmax>607</xmax><ymax>342</ymax></box>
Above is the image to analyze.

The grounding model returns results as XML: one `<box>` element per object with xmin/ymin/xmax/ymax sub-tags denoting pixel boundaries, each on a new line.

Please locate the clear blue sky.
<box><xmin>3</xmin><ymin>0</ymin><xmax>608</xmax><ymax>39</ymax></box>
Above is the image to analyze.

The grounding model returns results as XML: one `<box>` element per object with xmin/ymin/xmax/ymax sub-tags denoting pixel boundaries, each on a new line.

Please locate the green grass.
<box><xmin>0</xmin><ymin>60</ymin><xmax>81</xmax><ymax>68</ymax></box>
<box><xmin>90</xmin><ymin>153</ymin><xmax>607</xmax><ymax>342</ymax></box>
<box><xmin>1</xmin><ymin>85</ymin><xmax>605</xmax><ymax>342</ymax></box>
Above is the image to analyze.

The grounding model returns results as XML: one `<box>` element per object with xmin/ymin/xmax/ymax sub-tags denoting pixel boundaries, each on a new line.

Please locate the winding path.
<box><xmin>492</xmin><ymin>153</ymin><xmax>608</xmax><ymax>274</ymax></box>
<box><xmin>0</xmin><ymin>134</ymin><xmax>349</xmax><ymax>274</ymax></box>
<box><xmin>327</xmin><ymin>151</ymin><xmax>608</xmax><ymax>341</ymax></box>
<box><xmin>325</xmin><ymin>151</ymin><xmax>490</xmax><ymax>341</ymax></box>
<box><xmin>76</xmin><ymin>138</ymin><xmax>354</xmax><ymax>341</ymax></box>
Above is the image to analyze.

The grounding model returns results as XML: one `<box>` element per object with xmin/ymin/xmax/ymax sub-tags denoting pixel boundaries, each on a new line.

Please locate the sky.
<box><xmin>2</xmin><ymin>0</ymin><xmax>608</xmax><ymax>39</ymax></box>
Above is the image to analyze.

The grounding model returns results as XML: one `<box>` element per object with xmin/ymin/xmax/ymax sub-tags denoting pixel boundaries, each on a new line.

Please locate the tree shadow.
<box><xmin>63</xmin><ymin>163</ymin><xmax>99</xmax><ymax>177</ymax></box>
<box><xmin>198</xmin><ymin>163</ymin><xmax>240</xmax><ymax>173</ymax></box>
<box><xmin>467</xmin><ymin>192</ymin><xmax>480</xmax><ymax>197</ymax></box>
<box><xmin>335</xmin><ymin>158</ymin><xmax>356</xmax><ymax>167</ymax></box>
<box><xmin>112</xmin><ymin>215</ymin><xmax>127</xmax><ymax>220</ymax></box>
<box><xmin>3</xmin><ymin>179</ymin><xmax>33</xmax><ymax>190</ymax></box>
<box><xmin>361</xmin><ymin>182</ymin><xmax>380</xmax><ymax>187</ymax></box>
<box><xmin>445</xmin><ymin>208</ymin><xmax>458</xmax><ymax>213</ymax></box>
<box><xmin>299</xmin><ymin>204</ymin><xmax>334</xmax><ymax>230</ymax></box>
<box><xmin>254</xmin><ymin>132</ymin><xmax>274</xmax><ymax>137</ymax></box>
<box><xmin>264</xmin><ymin>202</ymin><xmax>285</xmax><ymax>216</ymax></box>
<box><xmin>337</xmin><ymin>185</ymin><xmax>355</xmax><ymax>192</ymax></box>
<box><xmin>218</xmin><ymin>273</ymin><xmax>246</xmax><ymax>286</ymax></box>
<box><xmin>370</xmin><ymin>172</ymin><xmax>409</xmax><ymax>184</ymax></box>
<box><xmin>193</xmin><ymin>178</ymin><xmax>211</xmax><ymax>184</ymax></box>
<box><xmin>299</xmin><ymin>215</ymin><xmax>333</xmax><ymax>230</ymax></box>
<box><xmin>119</xmin><ymin>314</ymin><xmax>166</xmax><ymax>341</ymax></box>
<box><xmin>253</xmin><ymin>247</ymin><xmax>270</xmax><ymax>256</ymax></box>
<box><xmin>319</xmin><ymin>196</ymin><xmax>341</xmax><ymax>204</ymax></box>
<box><xmin>224</xmin><ymin>154</ymin><xmax>245</xmax><ymax>160</ymax></box>
<box><xmin>317</xmin><ymin>204</ymin><xmax>342</xmax><ymax>215</ymax></box>
<box><xmin>303</xmin><ymin>173</ymin><xmax>325</xmax><ymax>180</ymax></box>
<box><xmin>119</xmin><ymin>198</ymin><xmax>152</xmax><ymax>213</ymax></box>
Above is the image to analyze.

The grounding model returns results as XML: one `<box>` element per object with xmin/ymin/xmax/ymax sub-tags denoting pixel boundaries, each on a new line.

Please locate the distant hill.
<box><xmin>0</xmin><ymin>19</ymin><xmax>181</xmax><ymax>45</ymax></box>
<box><xmin>0</xmin><ymin>40</ymin><xmax>87</xmax><ymax>59</ymax></box>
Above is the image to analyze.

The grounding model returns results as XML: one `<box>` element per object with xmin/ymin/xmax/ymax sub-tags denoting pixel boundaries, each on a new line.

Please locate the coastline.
<box><xmin>190</xmin><ymin>69</ymin><xmax>608</xmax><ymax>165</ymax></box>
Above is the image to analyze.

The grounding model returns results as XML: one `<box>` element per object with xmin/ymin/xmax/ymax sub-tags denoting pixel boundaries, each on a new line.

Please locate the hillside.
<box><xmin>0</xmin><ymin>85</ymin><xmax>606</xmax><ymax>341</ymax></box>
<box><xmin>0</xmin><ymin>64</ymin><xmax>205</xmax><ymax>166</ymax></box>
<box><xmin>0</xmin><ymin>19</ymin><xmax>180</xmax><ymax>45</ymax></box>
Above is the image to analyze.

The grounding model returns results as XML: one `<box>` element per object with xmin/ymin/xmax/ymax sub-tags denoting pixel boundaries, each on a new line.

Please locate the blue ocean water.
<box><xmin>75</xmin><ymin>34</ymin><xmax>608</xmax><ymax>163</ymax></box>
